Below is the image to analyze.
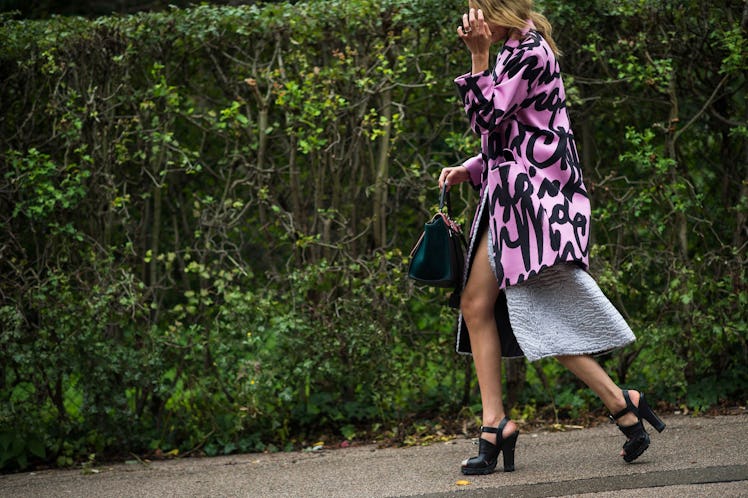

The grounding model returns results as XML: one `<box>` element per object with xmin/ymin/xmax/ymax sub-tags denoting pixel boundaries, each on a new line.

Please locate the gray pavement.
<box><xmin>1</xmin><ymin>413</ymin><xmax>747</xmax><ymax>497</ymax></box>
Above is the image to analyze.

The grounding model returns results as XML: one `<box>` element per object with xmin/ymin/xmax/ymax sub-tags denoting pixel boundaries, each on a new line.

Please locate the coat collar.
<box><xmin>504</xmin><ymin>19</ymin><xmax>535</xmax><ymax>47</ymax></box>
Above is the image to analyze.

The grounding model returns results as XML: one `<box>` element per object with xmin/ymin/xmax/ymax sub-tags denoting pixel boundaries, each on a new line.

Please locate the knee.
<box><xmin>460</xmin><ymin>288</ymin><xmax>494</xmax><ymax>325</ymax></box>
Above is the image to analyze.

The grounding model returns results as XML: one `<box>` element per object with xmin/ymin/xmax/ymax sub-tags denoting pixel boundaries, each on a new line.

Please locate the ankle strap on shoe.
<box><xmin>609</xmin><ymin>390</ymin><xmax>637</xmax><ymax>423</ymax></box>
<box><xmin>481</xmin><ymin>417</ymin><xmax>511</xmax><ymax>433</ymax></box>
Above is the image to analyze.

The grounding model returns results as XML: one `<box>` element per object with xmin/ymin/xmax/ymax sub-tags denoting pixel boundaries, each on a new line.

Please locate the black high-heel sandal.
<box><xmin>609</xmin><ymin>390</ymin><xmax>666</xmax><ymax>463</ymax></box>
<box><xmin>461</xmin><ymin>417</ymin><xmax>519</xmax><ymax>475</ymax></box>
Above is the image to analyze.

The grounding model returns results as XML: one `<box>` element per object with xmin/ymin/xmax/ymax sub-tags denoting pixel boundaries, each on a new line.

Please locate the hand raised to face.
<box><xmin>457</xmin><ymin>8</ymin><xmax>494</xmax><ymax>55</ymax></box>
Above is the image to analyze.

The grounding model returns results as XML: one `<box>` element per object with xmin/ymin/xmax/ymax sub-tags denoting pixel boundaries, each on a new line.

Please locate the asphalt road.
<box><xmin>2</xmin><ymin>413</ymin><xmax>747</xmax><ymax>497</ymax></box>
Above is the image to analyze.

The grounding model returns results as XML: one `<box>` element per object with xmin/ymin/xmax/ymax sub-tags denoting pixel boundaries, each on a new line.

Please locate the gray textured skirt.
<box><xmin>504</xmin><ymin>263</ymin><xmax>636</xmax><ymax>362</ymax></box>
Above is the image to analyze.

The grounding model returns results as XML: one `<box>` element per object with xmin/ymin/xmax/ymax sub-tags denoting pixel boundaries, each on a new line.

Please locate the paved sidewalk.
<box><xmin>1</xmin><ymin>413</ymin><xmax>747</xmax><ymax>497</ymax></box>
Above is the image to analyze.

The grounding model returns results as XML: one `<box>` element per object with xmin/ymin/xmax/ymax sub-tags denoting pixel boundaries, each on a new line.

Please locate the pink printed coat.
<box><xmin>453</xmin><ymin>22</ymin><xmax>591</xmax><ymax>356</ymax></box>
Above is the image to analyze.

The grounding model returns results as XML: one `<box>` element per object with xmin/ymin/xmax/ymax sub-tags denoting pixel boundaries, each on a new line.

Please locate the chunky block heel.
<box><xmin>609</xmin><ymin>390</ymin><xmax>666</xmax><ymax>463</ymax></box>
<box><xmin>501</xmin><ymin>431</ymin><xmax>519</xmax><ymax>472</ymax></box>
<box><xmin>461</xmin><ymin>417</ymin><xmax>519</xmax><ymax>475</ymax></box>
<box><xmin>638</xmin><ymin>395</ymin><xmax>666</xmax><ymax>433</ymax></box>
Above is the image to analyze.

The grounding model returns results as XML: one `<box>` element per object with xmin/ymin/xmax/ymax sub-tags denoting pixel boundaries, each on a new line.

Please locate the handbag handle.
<box><xmin>439</xmin><ymin>183</ymin><xmax>452</xmax><ymax>215</ymax></box>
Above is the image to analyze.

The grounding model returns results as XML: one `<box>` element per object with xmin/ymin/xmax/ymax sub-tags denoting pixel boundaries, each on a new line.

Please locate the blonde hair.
<box><xmin>469</xmin><ymin>0</ymin><xmax>561</xmax><ymax>56</ymax></box>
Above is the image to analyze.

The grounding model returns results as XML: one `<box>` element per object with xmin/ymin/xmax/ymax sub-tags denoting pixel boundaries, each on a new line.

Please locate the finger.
<box><xmin>443</xmin><ymin>168</ymin><xmax>456</xmax><ymax>189</ymax></box>
<box><xmin>466</xmin><ymin>9</ymin><xmax>479</xmax><ymax>35</ymax></box>
<box><xmin>476</xmin><ymin>9</ymin><xmax>489</xmax><ymax>35</ymax></box>
<box><xmin>445</xmin><ymin>170</ymin><xmax>456</xmax><ymax>190</ymax></box>
<box><xmin>461</xmin><ymin>13</ymin><xmax>470</xmax><ymax>34</ymax></box>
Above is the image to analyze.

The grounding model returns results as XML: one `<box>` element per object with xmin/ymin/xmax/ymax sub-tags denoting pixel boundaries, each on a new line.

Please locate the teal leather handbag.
<box><xmin>408</xmin><ymin>186</ymin><xmax>466</xmax><ymax>306</ymax></box>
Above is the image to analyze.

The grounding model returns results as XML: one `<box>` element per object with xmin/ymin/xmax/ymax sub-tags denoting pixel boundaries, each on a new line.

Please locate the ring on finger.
<box><xmin>463</xmin><ymin>26</ymin><xmax>472</xmax><ymax>34</ymax></box>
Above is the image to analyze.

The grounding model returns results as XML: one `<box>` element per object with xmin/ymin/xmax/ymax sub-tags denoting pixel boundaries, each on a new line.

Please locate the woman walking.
<box><xmin>439</xmin><ymin>0</ymin><xmax>666</xmax><ymax>475</ymax></box>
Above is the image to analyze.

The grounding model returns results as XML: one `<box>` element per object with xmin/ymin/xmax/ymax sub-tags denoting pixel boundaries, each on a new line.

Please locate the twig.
<box><xmin>673</xmin><ymin>74</ymin><xmax>730</xmax><ymax>146</ymax></box>
<box><xmin>128</xmin><ymin>452</ymin><xmax>150</xmax><ymax>467</ymax></box>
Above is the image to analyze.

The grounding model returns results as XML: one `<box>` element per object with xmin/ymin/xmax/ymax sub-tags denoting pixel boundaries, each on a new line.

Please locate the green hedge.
<box><xmin>0</xmin><ymin>0</ymin><xmax>746</xmax><ymax>470</ymax></box>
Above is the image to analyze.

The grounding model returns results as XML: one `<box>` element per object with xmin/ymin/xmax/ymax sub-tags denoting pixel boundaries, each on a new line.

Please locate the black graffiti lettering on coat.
<box><xmin>505</xmin><ymin>53</ymin><xmax>541</xmax><ymax>95</ymax></box>
<box><xmin>547</xmin><ymin>200</ymin><xmax>588</xmax><ymax>254</ymax></box>
<box><xmin>471</xmin><ymin>101</ymin><xmax>498</xmax><ymax>134</ymax></box>
<box><xmin>561</xmin><ymin>145</ymin><xmax>588</xmax><ymax>200</ymax></box>
<box><xmin>454</xmin><ymin>29</ymin><xmax>592</xmax><ymax>299</ymax></box>
<box><xmin>522</xmin><ymin>86</ymin><xmax>565</xmax><ymax>128</ymax></box>
<box><xmin>537</xmin><ymin>177</ymin><xmax>561</xmax><ymax>198</ymax></box>
<box><xmin>505</xmin><ymin>40</ymin><xmax>558</xmax><ymax>94</ymax></box>
<box><xmin>487</xmin><ymin>134</ymin><xmax>504</xmax><ymax>163</ymax></box>
<box><xmin>572</xmin><ymin>213</ymin><xmax>589</xmax><ymax>257</ymax></box>
<box><xmin>527</xmin><ymin>128</ymin><xmax>567</xmax><ymax>169</ymax></box>
<box><xmin>491</xmin><ymin>166</ymin><xmax>548</xmax><ymax>272</ymax></box>
<box><xmin>506</xmin><ymin>124</ymin><xmax>525</xmax><ymax>155</ymax></box>
<box><xmin>536</xmin><ymin>60</ymin><xmax>559</xmax><ymax>86</ymax></box>
<box><xmin>561</xmin><ymin>168</ymin><xmax>587</xmax><ymax>199</ymax></box>
<box><xmin>487</xmin><ymin>121</ymin><xmax>589</xmax><ymax>282</ymax></box>
<box><xmin>459</xmin><ymin>77</ymin><xmax>495</xmax><ymax>134</ymax></box>
<box><xmin>520</xmin><ymin>189</ymin><xmax>547</xmax><ymax>270</ymax></box>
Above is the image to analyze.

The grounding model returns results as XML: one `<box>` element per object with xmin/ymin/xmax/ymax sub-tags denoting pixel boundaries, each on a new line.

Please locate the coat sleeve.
<box><xmin>462</xmin><ymin>154</ymin><xmax>484</xmax><ymax>189</ymax></box>
<box><xmin>454</xmin><ymin>46</ymin><xmax>542</xmax><ymax>136</ymax></box>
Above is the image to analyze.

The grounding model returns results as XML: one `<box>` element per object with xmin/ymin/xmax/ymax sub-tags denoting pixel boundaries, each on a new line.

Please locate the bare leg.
<box><xmin>461</xmin><ymin>229</ymin><xmax>517</xmax><ymax>441</ymax></box>
<box><xmin>556</xmin><ymin>354</ymin><xmax>640</xmax><ymax>455</ymax></box>
<box><xmin>556</xmin><ymin>355</ymin><xmax>639</xmax><ymax>423</ymax></box>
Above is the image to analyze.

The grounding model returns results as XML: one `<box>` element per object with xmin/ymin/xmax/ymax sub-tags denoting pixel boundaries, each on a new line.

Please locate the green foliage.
<box><xmin>0</xmin><ymin>0</ymin><xmax>746</xmax><ymax>471</ymax></box>
<box><xmin>6</xmin><ymin>148</ymin><xmax>91</xmax><ymax>221</ymax></box>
